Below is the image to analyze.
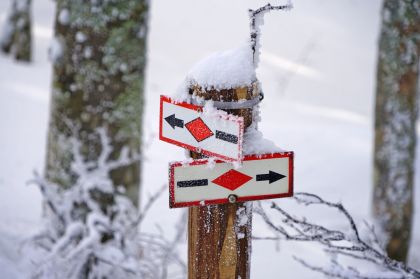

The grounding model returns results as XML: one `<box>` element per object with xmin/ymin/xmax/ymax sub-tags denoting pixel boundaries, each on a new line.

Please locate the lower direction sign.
<box><xmin>169</xmin><ymin>152</ymin><xmax>293</xmax><ymax>208</ymax></box>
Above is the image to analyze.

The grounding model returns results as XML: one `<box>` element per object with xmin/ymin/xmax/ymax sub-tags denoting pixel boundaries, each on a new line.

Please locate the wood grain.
<box><xmin>188</xmin><ymin>84</ymin><xmax>258</xmax><ymax>279</ymax></box>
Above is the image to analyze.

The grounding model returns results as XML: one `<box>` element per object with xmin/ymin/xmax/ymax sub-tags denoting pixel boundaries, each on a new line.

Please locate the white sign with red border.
<box><xmin>159</xmin><ymin>95</ymin><xmax>244</xmax><ymax>162</ymax></box>
<box><xmin>169</xmin><ymin>152</ymin><xmax>293</xmax><ymax>208</ymax></box>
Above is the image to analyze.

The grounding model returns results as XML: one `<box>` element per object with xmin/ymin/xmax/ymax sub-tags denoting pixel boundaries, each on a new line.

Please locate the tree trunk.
<box><xmin>45</xmin><ymin>0</ymin><xmax>149</xmax><ymax>210</ymax></box>
<box><xmin>188</xmin><ymin>84</ymin><xmax>257</xmax><ymax>279</ymax></box>
<box><xmin>372</xmin><ymin>0</ymin><xmax>419</xmax><ymax>263</ymax></box>
<box><xmin>0</xmin><ymin>0</ymin><xmax>32</xmax><ymax>62</ymax></box>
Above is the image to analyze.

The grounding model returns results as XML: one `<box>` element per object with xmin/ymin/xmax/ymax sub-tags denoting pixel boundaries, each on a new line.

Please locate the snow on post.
<box><xmin>183</xmin><ymin>40</ymin><xmax>258</xmax><ymax>279</ymax></box>
<box><xmin>172</xmin><ymin>3</ymin><xmax>294</xmax><ymax>278</ymax></box>
<box><xmin>186</xmin><ymin>74</ymin><xmax>256</xmax><ymax>279</ymax></box>
<box><xmin>186</xmin><ymin>43</ymin><xmax>256</xmax><ymax>91</ymax></box>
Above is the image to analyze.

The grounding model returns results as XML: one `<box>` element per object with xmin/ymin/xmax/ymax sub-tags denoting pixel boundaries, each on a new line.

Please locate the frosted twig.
<box><xmin>131</xmin><ymin>184</ymin><xmax>166</xmax><ymax>230</ymax></box>
<box><xmin>29</xmin><ymin>172</ymin><xmax>66</xmax><ymax>227</ymax></box>
<box><xmin>363</xmin><ymin>220</ymin><xmax>385</xmax><ymax>252</ymax></box>
<box><xmin>159</xmin><ymin>211</ymin><xmax>188</xmax><ymax>279</ymax></box>
<box><xmin>293</xmin><ymin>257</ymin><xmax>391</xmax><ymax>279</ymax></box>
<box><xmin>95</xmin><ymin>255</ymin><xmax>137</xmax><ymax>275</ymax></box>
<box><xmin>26</xmin><ymin>128</ymin><xmax>185</xmax><ymax>279</ymax></box>
<box><xmin>252</xmin><ymin>236</ymin><xmax>280</xmax><ymax>241</ymax></box>
<box><xmin>254</xmin><ymin>192</ymin><xmax>420</xmax><ymax>278</ymax></box>
<box><xmin>249</xmin><ymin>2</ymin><xmax>293</xmax><ymax>66</ymax></box>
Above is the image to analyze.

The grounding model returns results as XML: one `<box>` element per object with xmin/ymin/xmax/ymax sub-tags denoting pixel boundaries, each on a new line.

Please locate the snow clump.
<box><xmin>177</xmin><ymin>42</ymin><xmax>256</xmax><ymax>99</ymax></box>
<box><xmin>243</xmin><ymin>124</ymin><xmax>283</xmax><ymax>155</ymax></box>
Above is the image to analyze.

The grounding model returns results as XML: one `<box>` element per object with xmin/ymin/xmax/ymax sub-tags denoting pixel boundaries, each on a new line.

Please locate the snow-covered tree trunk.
<box><xmin>0</xmin><ymin>0</ymin><xmax>32</xmax><ymax>61</ymax></box>
<box><xmin>45</xmin><ymin>0</ymin><xmax>149</xmax><ymax>210</ymax></box>
<box><xmin>372</xmin><ymin>0</ymin><xmax>419</xmax><ymax>263</ymax></box>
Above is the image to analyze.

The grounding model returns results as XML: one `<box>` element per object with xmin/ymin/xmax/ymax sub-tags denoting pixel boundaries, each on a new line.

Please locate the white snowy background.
<box><xmin>0</xmin><ymin>0</ymin><xmax>419</xmax><ymax>278</ymax></box>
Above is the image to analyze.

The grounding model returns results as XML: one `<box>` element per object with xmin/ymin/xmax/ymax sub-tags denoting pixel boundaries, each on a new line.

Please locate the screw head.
<box><xmin>228</xmin><ymin>194</ymin><xmax>238</xmax><ymax>204</ymax></box>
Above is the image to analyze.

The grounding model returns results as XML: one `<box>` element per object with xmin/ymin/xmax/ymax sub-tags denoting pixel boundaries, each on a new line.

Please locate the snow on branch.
<box><xmin>249</xmin><ymin>2</ymin><xmax>293</xmax><ymax>67</ymax></box>
<box><xmin>254</xmin><ymin>192</ymin><xmax>420</xmax><ymax>279</ymax></box>
<box><xmin>26</xmin><ymin>128</ymin><xmax>186</xmax><ymax>279</ymax></box>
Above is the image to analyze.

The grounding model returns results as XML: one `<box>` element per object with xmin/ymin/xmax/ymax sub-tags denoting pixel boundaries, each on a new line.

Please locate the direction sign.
<box><xmin>169</xmin><ymin>152</ymin><xmax>293</xmax><ymax>208</ymax></box>
<box><xmin>159</xmin><ymin>95</ymin><xmax>244</xmax><ymax>162</ymax></box>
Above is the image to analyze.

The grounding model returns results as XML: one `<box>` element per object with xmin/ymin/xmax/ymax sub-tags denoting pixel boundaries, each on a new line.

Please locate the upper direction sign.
<box><xmin>159</xmin><ymin>95</ymin><xmax>244</xmax><ymax>162</ymax></box>
<box><xmin>169</xmin><ymin>152</ymin><xmax>293</xmax><ymax>208</ymax></box>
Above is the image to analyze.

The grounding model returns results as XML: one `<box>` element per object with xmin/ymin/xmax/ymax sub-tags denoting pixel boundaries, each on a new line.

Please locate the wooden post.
<box><xmin>188</xmin><ymin>83</ymin><xmax>258</xmax><ymax>279</ymax></box>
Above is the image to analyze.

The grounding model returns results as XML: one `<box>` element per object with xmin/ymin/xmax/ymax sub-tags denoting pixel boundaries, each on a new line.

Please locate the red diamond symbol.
<box><xmin>212</xmin><ymin>169</ymin><xmax>252</xmax><ymax>191</ymax></box>
<box><xmin>185</xmin><ymin>117</ymin><xmax>214</xmax><ymax>142</ymax></box>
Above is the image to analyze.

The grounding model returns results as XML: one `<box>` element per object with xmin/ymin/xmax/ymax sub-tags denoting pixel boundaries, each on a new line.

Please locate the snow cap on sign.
<box><xmin>184</xmin><ymin>42</ymin><xmax>256</xmax><ymax>92</ymax></box>
<box><xmin>243</xmin><ymin>124</ymin><xmax>284</xmax><ymax>155</ymax></box>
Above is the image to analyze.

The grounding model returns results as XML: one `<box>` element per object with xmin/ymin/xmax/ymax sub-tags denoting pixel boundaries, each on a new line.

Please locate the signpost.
<box><xmin>156</xmin><ymin>4</ymin><xmax>295</xmax><ymax>278</ymax></box>
<box><xmin>159</xmin><ymin>86</ymin><xmax>295</xmax><ymax>279</ymax></box>
<box><xmin>159</xmin><ymin>95</ymin><xmax>244</xmax><ymax>162</ymax></box>
<box><xmin>169</xmin><ymin>152</ymin><xmax>293</xmax><ymax>208</ymax></box>
<box><xmin>187</xmin><ymin>85</ymin><xmax>257</xmax><ymax>279</ymax></box>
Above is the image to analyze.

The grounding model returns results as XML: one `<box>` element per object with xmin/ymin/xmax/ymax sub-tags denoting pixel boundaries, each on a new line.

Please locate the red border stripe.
<box><xmin>159</xmin><ymin>95</ymin><xmax>244</xmax><ymax>162</ymax></box>
<box><xmin>169</xmin><ymin>152</ymin><xmax>294</xmax><ymax>208</ymax></box>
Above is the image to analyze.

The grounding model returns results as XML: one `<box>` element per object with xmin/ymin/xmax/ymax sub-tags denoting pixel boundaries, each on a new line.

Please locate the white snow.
<box><xmin>48</xmin><ymin>36</ymin><xmax>63</xmax><ymax>63</ymax></box>
<box><xmin>201</xmin><ymin>100</ymin><xmax>243</xmax><ymax>123</ymax></box>
<box><xmin>58</xmin><ymin>9</ymin><xmax>70</xmax><ymax>25</ymax></box>
<box><xmin>243</xmin><ymin>124</ymin><xmax>283</xmax><ymax>155</ymax></box>
<box><xmin>83</xmin><ymin>46</ymin><xmax>93</xmax><ymax>58</ymax></box>
<box><xmin>236</xmin><ymin>207</ymin><xmax>249</xmax><ymax>226</ymax></box>
<box><xmin>0</xmin><ymin>0</ymin><xmax>419</xmax><ymax>278</ymax></box>
<box><xmin>75</xmin><ymin>31</ymin><xmax>87</xmax><ymax>43</ymax></box>
<box><xmin>184</xmin><ymin>42</ymin><xmax>256</xmax><ymax>91</ymax></box>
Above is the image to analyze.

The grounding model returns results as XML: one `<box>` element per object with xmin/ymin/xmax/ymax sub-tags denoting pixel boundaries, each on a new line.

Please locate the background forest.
<box><xmin>0</xmin><ymin>0</ymin><xmax>419</xmax><ymax>278</ymax></box>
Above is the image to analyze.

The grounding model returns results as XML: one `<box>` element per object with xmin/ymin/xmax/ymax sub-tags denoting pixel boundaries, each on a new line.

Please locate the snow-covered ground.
<box><xmin>0</xmin><ymin>0</ymin><xmax>419</xmax><ymax>278</ymax></box>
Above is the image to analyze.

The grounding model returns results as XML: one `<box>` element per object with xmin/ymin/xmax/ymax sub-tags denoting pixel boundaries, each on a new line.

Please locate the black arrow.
<box><xmin>215</xmin><ymin>130</ymin><xmax>238</xmax><ymax>144</ymax></box>
<box><xmin>165</xmin><ymin>114</ymin><xmax>184</xmax><ymax>129</ymax></box>
<box><xmin>177</xmin><ymin>179</ymin><xmax>208</xmax><ymax>188</ymax></box>
<box><xmin>256</xmin><ymin>171</ymin><xmax>286</xmax><ymax>184</ymax></box>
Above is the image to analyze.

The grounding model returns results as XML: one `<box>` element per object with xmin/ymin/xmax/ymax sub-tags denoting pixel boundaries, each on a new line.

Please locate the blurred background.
<box><xmin>0</xmin><ymin>0</ymin><xmax>418</xmax><ymax>278</ymax></box>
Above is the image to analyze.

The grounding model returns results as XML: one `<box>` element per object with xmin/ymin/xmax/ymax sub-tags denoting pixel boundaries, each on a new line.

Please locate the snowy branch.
<box><xmin>131</xmin><ymin>184</ymin><xmax>167</xmax><ymax>230</ymax></box>
<box><xmin>254</xmin><ymin>192</ymin><xmax>420</xmax><ymax>279</ymax></box>
<box><xmin>248</xmin><ymin>2</ymin><xmax>293</xmax><ymax>66</ymax></box>
<box><xmin>26</xmin><ymin>128</ymin><xmax>185</xmax><ymax>279</ymax></box>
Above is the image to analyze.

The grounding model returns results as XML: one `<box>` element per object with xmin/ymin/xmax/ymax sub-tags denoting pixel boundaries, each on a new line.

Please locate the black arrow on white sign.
<box><xmin>165</xmin><ymin>114</ymin><xmax>184</xmax><ymax>129</ymax></box>
<box><xmin>177</xmin><ymin>179</ymin><xmax>208</xmax><ymax>188</ymax></box>
<box><xmin>165</xmin><ymin>114</ymin><xmax>239</xmax><ymax>144</ymax></box>
<box><xmin>256</xmin><ymin>171</ymin><xmax>286</xmax><ymax>184</ymax></box>
<box><xmin>215</xmin><ymin>130</ymin><xmax>238</xmax><ymax>144</ymax></box>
